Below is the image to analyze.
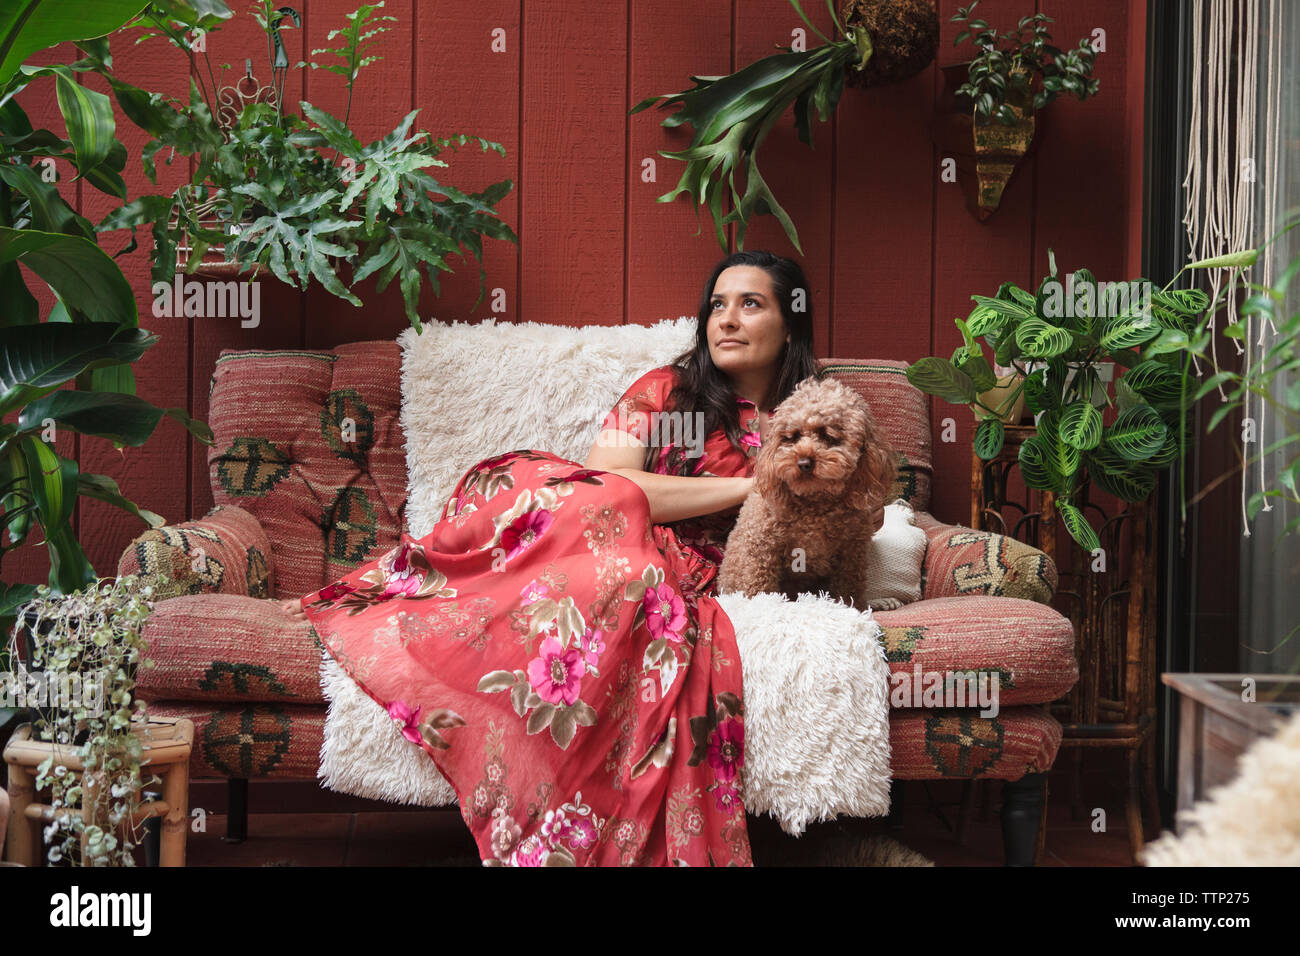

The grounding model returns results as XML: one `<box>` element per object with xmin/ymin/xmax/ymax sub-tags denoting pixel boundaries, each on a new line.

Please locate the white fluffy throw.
<box><xmin>397</xmin><ymin>316</ymin><xmax>695</xmax><ymax>538</ymax></box>
<box><xmin>318</xmin><ymin>593</ymin><xmax>891</xmax><ymax>834</ymax></box>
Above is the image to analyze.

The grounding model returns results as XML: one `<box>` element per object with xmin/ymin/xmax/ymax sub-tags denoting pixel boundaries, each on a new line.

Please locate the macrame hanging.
<box><xmin>1181</xmin><ymin>0</ymin><xmax>1283</xmax><ymax>536</ymax></box>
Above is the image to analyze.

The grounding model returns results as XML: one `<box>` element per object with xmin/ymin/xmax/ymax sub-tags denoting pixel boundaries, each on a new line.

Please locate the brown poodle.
<box><xmin>718</xmin><ymin>375</ymin><xmax>898</xmax><ymax>609</ymax></box>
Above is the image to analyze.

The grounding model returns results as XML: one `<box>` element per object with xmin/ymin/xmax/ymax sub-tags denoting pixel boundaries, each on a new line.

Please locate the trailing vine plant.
<box><xmin>10</xmin><ymin>575</ymin><xmax>159</xmax><ymax>866</ymax></box>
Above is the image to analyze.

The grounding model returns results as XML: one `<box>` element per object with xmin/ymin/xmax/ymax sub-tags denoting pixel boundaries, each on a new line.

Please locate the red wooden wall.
<box><xmin>10</xmin><ymin>0</ymin><xmax>1146</xmax><ymax>586</ymax></box>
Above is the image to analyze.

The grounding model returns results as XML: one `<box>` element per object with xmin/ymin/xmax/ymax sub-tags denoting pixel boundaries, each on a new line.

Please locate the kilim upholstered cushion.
<box><xmin>143</xmin><ymin>699</ymin><xmax>1060</xmax><ymax>784</ymax></box>
<box><xmin>145</xmin><ymin>701</ymin><xmax>324</xmax><ymax>780</ymax></box>
<box><xmin>889</xmin><ymin>706</ymin><xmax>1062</xmax><ymax>780</ymax></box>
<box><xmin>916</xmin><ymin>513</ymin><xmax>1057</xmax><ymax>604</ymax></box>
<box><xmin>204</xmin><ymin>343</ymin><xmax>408</xmax><ymax>599</ymax></box>
<box><xmin>132</xmin><ymin>594</ymin><xmax>324</xmax><ymax>705</ymax></box>
<box><xmin>874</xmin><ymin>596</ymin><xmax>1078</xmax><ymax>707</ymax></box>
<box><xmin>117</xmin><ymin>503</ymin><xmax>273</xmax><ymax>600</ymax></box>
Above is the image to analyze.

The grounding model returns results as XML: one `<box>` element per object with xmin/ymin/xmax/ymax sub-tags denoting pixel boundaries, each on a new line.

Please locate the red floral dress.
<box><xmin>301</xmin><ymin>366</ymin><xmax>764</xmax><ymax>866</ymax></box>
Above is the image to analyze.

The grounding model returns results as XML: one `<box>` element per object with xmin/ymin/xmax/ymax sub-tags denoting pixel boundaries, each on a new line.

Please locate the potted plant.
<box><xmin>905</xmin><ymin>249</ymin><xmax>1223</xmax><ymax>552</ymax></box>
<box><xmin>103</xmin><ymin>0</ymin><xmax>519</xmax><ymax>331</ymax></box>
<box><xmin>8</xmin><ymin>575</ymin><xmax>159</xmax><ymax>866</ymax></box>
<box><xmin>935</xmin><ymin>2</ymin><xmax>1100</xmax><ymax>220</ymax></box>
<box><xmin>1</xmin><ymin>1</ymin><xmax>216</xmax><ymax>628</ymax></box>
<box><xmin>631</xmin><ymin>0</ymin><xmax>939</xmax><ymax>254</ymax></box>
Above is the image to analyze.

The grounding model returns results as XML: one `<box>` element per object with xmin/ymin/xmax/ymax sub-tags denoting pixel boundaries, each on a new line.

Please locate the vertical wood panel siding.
<box><xmin>9</xmin><ymin>0</ymin><xmax>1142</xmax><ymax>584</ymax></box>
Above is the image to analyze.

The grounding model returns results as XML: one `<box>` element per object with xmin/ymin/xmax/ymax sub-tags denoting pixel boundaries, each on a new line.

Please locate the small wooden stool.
<box><xmin>4</xmin><ymin>717</ymin><xmax>194</xmax><ymax>867</ymax></box>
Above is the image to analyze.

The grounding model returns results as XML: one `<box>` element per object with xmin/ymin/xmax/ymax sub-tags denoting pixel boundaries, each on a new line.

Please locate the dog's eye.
<box><xmin>822</xmin><ymin>429</ymin><xmax>841</xmax><ymax>445</ymax></box>
<box><xmin>783</xmin><ymin>430</ymin><xmax>801</xmax><ymax>443</ymax></box>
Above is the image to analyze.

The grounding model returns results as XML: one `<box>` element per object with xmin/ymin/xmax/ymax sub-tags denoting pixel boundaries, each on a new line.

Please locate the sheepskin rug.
<box><xmin>397</xmin><ymin>316</ymin><xmax>696</xmax><ymax>538</ymax></box>
<box><xmin>318</xmin><ymin>591</ymin><xmax>892</xmax><ymax>835</ymax></box>
<box><xmin>316</xmin><ymin>316</ymin><xmax>894</xmax><ymax>839</ymax></box>
<box><xmin>1141</xmin><ymin>707</ymin><xmax>1300</xmax><ymax>866</ymax></box>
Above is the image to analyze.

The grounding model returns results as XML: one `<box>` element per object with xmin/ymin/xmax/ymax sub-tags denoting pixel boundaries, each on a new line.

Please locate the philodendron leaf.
<box><xmin>906</xmin><ymin>357</ymin><xmax>976</xmax><ymax>405</ymax></box>
<box><xmin>1059</xmin><ymin>401</ymin><xmax>1102</xmax><ymax>450</ymax></box>
<box><xmin>1105</xmin><ymin>405</ymin><xmax>1167</xmax><ymax>461</ymax></box>
<box><xmin>1015</xmin><ymin>318</ymin><xmax>1072</xmax><ymax>358</ymax></box>
<box><xmin>1056</xmin><ymin>500</ymin><xmax>1100</xmax><ymax>552</ymax></box>
<box><xmin>973</xmin><ymin>417</ymin><xmax>1004</xmax><ymax>460</ymax></box>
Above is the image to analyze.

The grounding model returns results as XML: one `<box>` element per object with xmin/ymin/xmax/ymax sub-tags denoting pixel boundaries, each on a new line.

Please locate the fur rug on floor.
<box><xmin>318</xmin><ymin>591</ymin><xmax>892</xmax><ymax>836</ymax></box>
<box><xmin>1141</xmin><ymin>707</ymin><xmax>1300</xmax><ymax>866</ymax></box>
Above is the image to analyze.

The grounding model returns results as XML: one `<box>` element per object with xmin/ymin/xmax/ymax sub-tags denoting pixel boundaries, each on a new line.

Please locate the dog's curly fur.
<box><xmin>718</xmin><ymin>376</ymin><xmax>897</xmax><ymax>608</ymax></box>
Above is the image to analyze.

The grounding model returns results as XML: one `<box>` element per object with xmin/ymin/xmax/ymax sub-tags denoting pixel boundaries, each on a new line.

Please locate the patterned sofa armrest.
<box><xmin>914</xmin><ymin>511</ymin><xmax>1058</xmax><ymax>605</ymax></box>
<box><xmin>117</xmin><ymin>504</ymin><xmax>274</xmax><ymax>601</ymax></box>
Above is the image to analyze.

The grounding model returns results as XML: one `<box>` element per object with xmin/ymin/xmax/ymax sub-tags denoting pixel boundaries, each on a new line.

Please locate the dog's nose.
<box><xmin>797</xmin><ymin>457</ymin><xmax>814</xmax><ymax>473</ymax></box>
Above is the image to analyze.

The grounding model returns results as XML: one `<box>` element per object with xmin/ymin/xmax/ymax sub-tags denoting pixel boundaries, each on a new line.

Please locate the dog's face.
<box><xmin>754</xmin><ymin>377</ymin><xmax>897</xmax><ymax>525</ymax></box>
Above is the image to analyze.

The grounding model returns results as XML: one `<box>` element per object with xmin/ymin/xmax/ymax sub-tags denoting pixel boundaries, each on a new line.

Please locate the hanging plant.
<box><xmin>631</xmin><ymin>0</ymin><xmax>939</xmax><ymax>254</ymax></box>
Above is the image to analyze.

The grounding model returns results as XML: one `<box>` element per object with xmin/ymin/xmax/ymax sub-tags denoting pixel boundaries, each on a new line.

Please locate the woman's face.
<box><xmin>706</xmin><ymin>266</ymin><xmax>790</xmax><ymax>383</ymax></box>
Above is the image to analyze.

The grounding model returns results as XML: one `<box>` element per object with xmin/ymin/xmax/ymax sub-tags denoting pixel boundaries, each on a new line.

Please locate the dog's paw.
<box><xmin>868</xmin><ymin>597</ymin><xmax>903</xmax><ymax>611</ymax></box>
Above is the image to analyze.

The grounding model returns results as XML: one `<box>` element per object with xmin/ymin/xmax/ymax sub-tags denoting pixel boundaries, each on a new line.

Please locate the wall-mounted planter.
<box><xmin>931</xmin><ymin>63</ymin><xmax>1045</xmax><ymax>222</ymax></box>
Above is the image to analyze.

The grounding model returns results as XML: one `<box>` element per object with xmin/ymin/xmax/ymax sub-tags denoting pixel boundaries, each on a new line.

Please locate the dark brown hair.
<box><xmin>644</xmin><ymin>250</ymin><xmax>820</xmax><ymax>476</ymax></box>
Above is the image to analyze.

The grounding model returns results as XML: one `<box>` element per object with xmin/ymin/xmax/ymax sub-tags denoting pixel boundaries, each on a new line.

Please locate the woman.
<box><xmin>281</xmin><ymin>250</ymin><xmax>820</xmax><ymax>866</ymax></box>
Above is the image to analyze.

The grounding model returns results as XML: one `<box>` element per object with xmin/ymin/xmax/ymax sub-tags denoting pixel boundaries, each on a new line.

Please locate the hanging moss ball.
<box><xmin>841</xmin><ymin>0</ymin><xmax>940</xmax><ymax>88</ymax></box>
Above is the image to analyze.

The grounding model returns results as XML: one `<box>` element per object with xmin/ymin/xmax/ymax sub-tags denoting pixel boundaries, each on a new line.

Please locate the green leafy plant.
<box><xmin>950</xmin><ymin>1</ymin><xmax>1099</xmax><ymax>123</ymax></box>
<box><xmin>1</xmin><ymin>0</ymin><xmax>214</xmax><ymax>619</ymax></box>
<box><xmin>906</xmin><ymin>250</ymin><xmax>1221</xmax><ymax>552</ymax></box>
<box><xmin>631</xmin><ymin>0</ymin><xmax>937</xmax><ymax>254</ymax></box>
<box><xmin>9</xmin><ymin>575</ymin><xmax>158</xmax><ymax>866</ymax></box>
<box><xmin>105</xmin><ymin>0</ymin><xmax>518</xmax><ymax>330</ymax></box>
<box><xmin>1184</xmin><ymin>216</ymin><xmax>1300</xmax><ymax>531</ymax></box>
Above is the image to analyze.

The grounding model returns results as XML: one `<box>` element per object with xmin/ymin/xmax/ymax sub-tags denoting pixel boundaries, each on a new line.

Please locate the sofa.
<box><xmin>115</xmin><ymin>335</ymin><xmax>1078</xmax><ymax>865</ymax></box>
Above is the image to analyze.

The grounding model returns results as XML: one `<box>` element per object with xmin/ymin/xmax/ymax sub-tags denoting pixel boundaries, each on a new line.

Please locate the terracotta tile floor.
<box><xmin>182</xmin><ymin>752</ymin><xmax>1149</xmax><ymax>867</ymax></box>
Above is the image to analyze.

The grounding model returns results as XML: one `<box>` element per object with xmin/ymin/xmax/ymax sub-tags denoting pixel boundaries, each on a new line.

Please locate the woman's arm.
<box><xmin>584</xmin><ymin>429</ymin><xmax>753</xmax><ymax>524</ymax></box>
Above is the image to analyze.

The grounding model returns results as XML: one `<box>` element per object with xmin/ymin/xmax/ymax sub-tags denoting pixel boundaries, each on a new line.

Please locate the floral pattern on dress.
<box><xmin>302</xmin><ymin>366</ymin><xmax>755</xmax><ymax>866</ymax></box>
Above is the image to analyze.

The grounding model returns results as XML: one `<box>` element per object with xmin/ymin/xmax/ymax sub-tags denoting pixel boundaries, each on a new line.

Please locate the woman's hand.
<box><xmin>278</xmin><ymin>596</ymin><xmax>307</xmax><ymax>622</ymax></box>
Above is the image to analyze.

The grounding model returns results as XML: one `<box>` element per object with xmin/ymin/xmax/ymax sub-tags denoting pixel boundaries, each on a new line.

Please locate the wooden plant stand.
<box><xmin>4</xmin><ymin>717</ymin><xmax>194</xmax><ymax>867</ymax></box>
<box><xmin>971</xmin><ymin>426</ymin><xmax>1161</xmax><ymax>864</ymax></box>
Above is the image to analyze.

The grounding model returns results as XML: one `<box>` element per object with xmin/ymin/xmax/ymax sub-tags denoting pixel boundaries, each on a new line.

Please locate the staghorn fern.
<box><xmin>631</xmin><ymin>0</ymin><xmax>937</xmax><ymax>255</ymax></box>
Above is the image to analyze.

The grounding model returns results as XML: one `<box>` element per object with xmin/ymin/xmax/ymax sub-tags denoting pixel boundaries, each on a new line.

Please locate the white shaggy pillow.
<box><xmin>861</xmin><ymin>499</ymin><xmax>928</xmax><ymax>610</ymax></box>
<box><xmin>399</xmin><ymin>316</ymin><xmax>696</xmax><ymax>537</ymax></box>
<box><xmin>318</xmin><ymin>591</ymin><xmax>892</xmax><ymax>834</ymax></box>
